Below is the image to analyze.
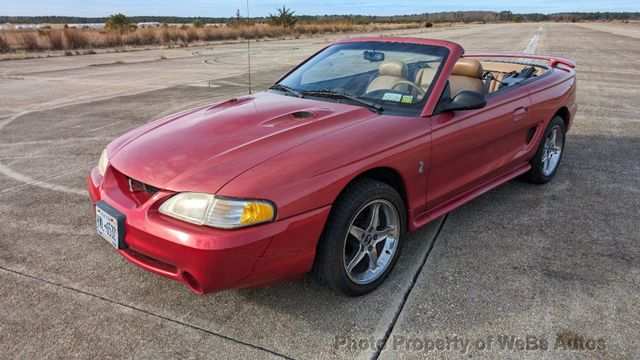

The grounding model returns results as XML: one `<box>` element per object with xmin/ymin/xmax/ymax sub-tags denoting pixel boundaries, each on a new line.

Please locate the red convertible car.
<box><xmin>88</xmin><ymin>37</ymin><xmax>577</xmax><ymax>296</ymax></box>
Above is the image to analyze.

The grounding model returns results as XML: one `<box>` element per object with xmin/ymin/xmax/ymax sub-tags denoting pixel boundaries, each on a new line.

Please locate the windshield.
<box><xmin>276</xmin><ymin>41</ymin><xmax>449</xmax><ymax>115</ymax></box>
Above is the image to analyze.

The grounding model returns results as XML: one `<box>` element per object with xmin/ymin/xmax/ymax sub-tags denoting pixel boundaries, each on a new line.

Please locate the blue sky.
<box><xmin>1</xmin><ymin>0</ymin><xmax>638</xmax><ymax>17</ymax></box>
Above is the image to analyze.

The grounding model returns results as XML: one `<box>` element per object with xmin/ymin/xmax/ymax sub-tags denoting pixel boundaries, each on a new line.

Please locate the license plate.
<box><xmin>96</xmin><ymin>201</ymin><xmax>126</xmax><ymax>249</ymax></box>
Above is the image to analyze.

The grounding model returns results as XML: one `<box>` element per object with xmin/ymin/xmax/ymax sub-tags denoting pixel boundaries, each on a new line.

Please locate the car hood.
<box><xmin>108</xmin><ymin>91</ymin><xmax>377</xmax><ymax>194</ymax></box>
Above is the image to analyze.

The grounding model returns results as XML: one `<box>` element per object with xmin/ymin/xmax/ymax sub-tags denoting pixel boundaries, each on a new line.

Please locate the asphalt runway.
<box><xmin>0</xmin><ymin>22</ymin><xmax>638</xmax><ymax>359</ymax></box>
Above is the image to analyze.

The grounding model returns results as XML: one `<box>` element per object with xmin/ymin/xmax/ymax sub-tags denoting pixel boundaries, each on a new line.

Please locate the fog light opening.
<box><xmin>182</xmin><ymin>271</ymin><xmax>203</xmax><ymax>294</ymax></box>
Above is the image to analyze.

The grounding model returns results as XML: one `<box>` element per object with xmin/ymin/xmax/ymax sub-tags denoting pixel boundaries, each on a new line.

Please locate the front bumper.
<box><xmin>87</xmin><ymin>166</ymin><xmax>330</xmax><ymax>293</ymax></box>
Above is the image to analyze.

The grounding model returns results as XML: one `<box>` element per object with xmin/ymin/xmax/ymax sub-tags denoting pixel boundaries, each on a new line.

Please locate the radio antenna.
<box><xmin>247</xmin><ymin>0</ymin><xmax>252</xmax><ymax>94</ymax></box>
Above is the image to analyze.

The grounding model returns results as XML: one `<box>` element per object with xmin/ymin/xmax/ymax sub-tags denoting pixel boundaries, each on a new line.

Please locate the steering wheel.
<box><xmin>390</xmin><ymin>80</ymin><xmax>426</xmax><ymax>96</ymax></box>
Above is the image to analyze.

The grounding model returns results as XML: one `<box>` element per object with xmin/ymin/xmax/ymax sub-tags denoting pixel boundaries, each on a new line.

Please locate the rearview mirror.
<box><xmin>437</xmin><ymin>90</ymin><xmax>486</xmax><ymax>113</ymax></box>
<box><xmin>363</xmin><ymin>50</ymin><xmax>385</xmax><ymax>63</ymax></box>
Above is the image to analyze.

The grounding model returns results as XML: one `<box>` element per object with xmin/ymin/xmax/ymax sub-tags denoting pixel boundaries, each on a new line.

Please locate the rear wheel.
<box><xmin>313</xmin><ymin>178</ymin><xmax>405</xmax><ymax>296</ymax></box>
<box><xmin>525</xmin><ymin>116</ymin><xmax>566</xmax><ymax>184</ymax></box>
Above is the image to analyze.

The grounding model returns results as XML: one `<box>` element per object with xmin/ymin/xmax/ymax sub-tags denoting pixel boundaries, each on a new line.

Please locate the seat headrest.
<box><xmin>379</xmin><ymin>60</ymin><xmax>408</xmax><ymax>78</ymax></box>
<box><xmin>452</xmin><ymin>59</ymin><xmax>483</xmax><ymax>78</ymax></box>
<box><xmin>415</xmin><ymin>67</ymin><xmax>438</xmax><ymax>88</ymax></box>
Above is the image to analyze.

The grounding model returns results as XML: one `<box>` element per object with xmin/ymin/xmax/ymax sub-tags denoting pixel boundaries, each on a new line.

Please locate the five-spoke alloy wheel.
<box><xmin>313</xmin><ymin>178</ymin><xmax>405</xmax><ymax>296</ymax></box>
<box><xmin>525</xmin><ymin>115</ymin><xmax>566</xmax><ymax>184</ymax></box>
<box><xmin>344</xmin><ymin>200</ymin><xmax>400</xmax><ymax>285</ymax></box>
<box><xmin>541</xmin><ymin>124</ymin><xmax>564</xmax><ymax>177</ymax></box>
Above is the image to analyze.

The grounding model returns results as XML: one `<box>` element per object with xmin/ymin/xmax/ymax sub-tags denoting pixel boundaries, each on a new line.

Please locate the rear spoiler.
<box><xmin>463</xmin><ymin>53</ymin><xmax>576</xmax><ymax>69</ymax></box>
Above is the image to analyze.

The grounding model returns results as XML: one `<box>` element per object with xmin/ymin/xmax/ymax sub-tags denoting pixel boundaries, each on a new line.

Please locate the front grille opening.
<box><xmin>127</xmin><ymin>177</ymin><xmax>159</xmax><ymax>194</ymax></box>
<box><xmin>108</xmin><ymin>167</ymin><xmax>160</xmax><ymax>207</ymax></box>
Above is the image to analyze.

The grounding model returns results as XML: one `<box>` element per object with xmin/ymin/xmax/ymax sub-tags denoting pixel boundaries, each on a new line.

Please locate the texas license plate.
<box><xmin>95</xmin><ymin>201</ymin><xmax>126</xmax><ymax>249</ymax></box>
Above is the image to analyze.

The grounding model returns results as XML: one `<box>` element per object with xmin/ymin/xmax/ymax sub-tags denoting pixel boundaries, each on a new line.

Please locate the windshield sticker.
<box><xmin>401</xmin><ymin>95</ymin><xmax>414</xmax><ymax>104</ymax></box>
<box><xmin>382</xmin><ymin>93</ymin><xmax>403</xmax><ymax>102</ymax></box>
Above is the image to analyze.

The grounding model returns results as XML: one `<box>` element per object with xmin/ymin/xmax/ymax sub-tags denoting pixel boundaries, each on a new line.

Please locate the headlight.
<box><xmin>158</xmin><ymin>193</ymin><xmax>276</xmax><ymax>229</ymax></box>
<box><xmin>98</xmin><ymin>149</ymin><xmax>109</xmax><ymax>176</ymax></box>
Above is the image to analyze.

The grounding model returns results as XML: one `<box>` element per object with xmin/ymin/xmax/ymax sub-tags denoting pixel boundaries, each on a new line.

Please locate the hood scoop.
<box><xmin>291</xmin><ymin>110</ymin><xmax>314</xmax><ymax>119</ymax></box>
<box><xmin>261</xmin><ymin>107</ymin><xmax>333</xmax><ymax>128</ymax></box>
<box><xmin>205</xmin><ymin>96</ymin><xmax>254</xmax><ymax>113</ymax></box>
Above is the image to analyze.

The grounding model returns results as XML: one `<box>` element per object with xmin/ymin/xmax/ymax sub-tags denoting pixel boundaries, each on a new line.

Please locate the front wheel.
<box><xmin>313</xmin><ymin>178</ymin><xmax>405</xmax><ymax>296</ymax></box>
<box><xmin>525</xmin><ymin>116</ymin><xmax>566</xmax><ymax>184</ymax></box>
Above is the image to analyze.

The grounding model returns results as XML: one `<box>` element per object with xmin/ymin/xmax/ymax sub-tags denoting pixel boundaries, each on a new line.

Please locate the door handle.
<box><xmin>513</xmin><ymin>107</ymin><xmax>527</xmax><ymax>122</ymax></box>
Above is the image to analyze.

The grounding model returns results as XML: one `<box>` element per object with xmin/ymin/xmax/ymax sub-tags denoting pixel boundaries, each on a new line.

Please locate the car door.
<box><xmin>425</xmin><ymin>88</ymin><xmax>532</xmax><ymax>211</ymax></box>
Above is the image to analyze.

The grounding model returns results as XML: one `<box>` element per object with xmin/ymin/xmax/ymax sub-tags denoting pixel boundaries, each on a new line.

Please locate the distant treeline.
<box><xmin>2</xmin><ymin>11</ymin><xmax>639</xmax><ymax>24</ymax></box>
<box><xmin>303</xmin><ymin>11</ymin><xmax>640</xmax><ymax>24</ymax></box>
<box><xmin>0</xmin><ymin>16</ymin><xmax>230</xmax><ymax>24</ymax></box>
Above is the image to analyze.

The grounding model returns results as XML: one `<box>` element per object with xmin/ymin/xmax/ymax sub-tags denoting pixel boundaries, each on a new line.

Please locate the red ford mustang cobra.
<box><xmin>88</xmin><ymin>37</ymin><xmax>577</xmax><ymax>296</ymax></box>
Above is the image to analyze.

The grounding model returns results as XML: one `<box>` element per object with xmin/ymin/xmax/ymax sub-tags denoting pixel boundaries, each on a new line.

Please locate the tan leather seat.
<box><xmin>413</xmin><ymin>67</ymin><xmax>438</xmax><ymax>99</ymax></box>
<box><xmin>488</xmin><ymin>72</ymin><xmax>505</xmax><ymax>93</ymax></box>
<box><xmin>366</xmin><ymin>60</ymin><xmax>409</xmax><ymax>93</ymax></box>
<box><xmin>449</xmin><ymin>59</ymin><xmax>484</xmax><ymax>96</ymax></box>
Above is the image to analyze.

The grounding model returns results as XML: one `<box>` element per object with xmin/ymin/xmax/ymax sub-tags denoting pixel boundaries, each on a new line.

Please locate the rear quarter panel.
<box><xmin>525</xmin><ymin>66</ymin><xmax>577</xmax><ymax>146</ymax></box>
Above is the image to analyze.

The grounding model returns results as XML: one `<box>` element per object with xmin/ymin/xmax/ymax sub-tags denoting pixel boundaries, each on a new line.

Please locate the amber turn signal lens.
<box><xmin>240</xmin><ymin>202</ymin><xmax>275</xmax><ymax>225</ymax></box>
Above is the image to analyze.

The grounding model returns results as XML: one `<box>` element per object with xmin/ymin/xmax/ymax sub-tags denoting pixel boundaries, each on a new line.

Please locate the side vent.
<box><xmin>526</xmin><ymin>126</ymin><xmax>538</xmax><ymax>144</ymax></box>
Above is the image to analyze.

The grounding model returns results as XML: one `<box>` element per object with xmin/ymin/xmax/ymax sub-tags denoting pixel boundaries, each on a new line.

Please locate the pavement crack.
<box><xmin>370</xmin><ymin>214</ymin><xmax>448</xmax><ymax>360</ymax></box>
<box><xmin>0</xmin><ymin>265</ymin><xmax>294</xmax><ymax>360</ymax></box>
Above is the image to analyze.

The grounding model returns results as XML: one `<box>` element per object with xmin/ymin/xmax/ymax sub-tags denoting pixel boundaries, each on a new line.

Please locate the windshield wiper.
<box><xmin>301</xmin><ymin>89</ymin><xmax>383</xmax><ymax>113</ymax></box>
<box><xmin>269</xmin><ymin>83</ymin><xmax>303</xmax><ymax>98</ymax></box>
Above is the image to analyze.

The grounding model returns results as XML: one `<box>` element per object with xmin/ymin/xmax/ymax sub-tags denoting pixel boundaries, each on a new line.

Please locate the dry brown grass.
<box><xmin>46</xmin><ymin>30</ymin><xmax>64</xmax><ymax>50</ymax></box>
<box><xmin>0</xmin><ymin>34</ymin><xmax>10</xmax><ymax>53</ymax></box>
<box><xmin>19</xmin><ymin>31</ymin><xmax>41</xmax><ymax>51</ymax></box>
<box><xmin>0</xmin><ymin>22</ymin><xmax>422</xmax><ymax>54</ymax></box>
<box><xmin>63</xmin><ymin>28</ymin><xmax>90</xmax><ymax>49</ymax></box>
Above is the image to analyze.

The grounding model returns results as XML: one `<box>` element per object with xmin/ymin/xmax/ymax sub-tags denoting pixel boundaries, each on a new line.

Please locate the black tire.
<box><xmin>313</xmin><ymin>178</ymin><xmax>406</xmax><ymax>296</ymax></box>
<box><xmin>525</xmin><ymin>116</ymin><xmax>566</xmax><ymax>184</ymax></box>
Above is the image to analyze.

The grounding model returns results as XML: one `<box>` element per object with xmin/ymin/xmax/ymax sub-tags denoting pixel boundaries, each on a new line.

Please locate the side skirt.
<box><xmin>410</xmin><ymin>163</ymin><xmax>531</xmax><ymax>231</ymax></box>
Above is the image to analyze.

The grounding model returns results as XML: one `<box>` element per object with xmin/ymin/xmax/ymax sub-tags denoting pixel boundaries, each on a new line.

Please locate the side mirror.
<box><xmin>437</xmin><ymin>90</ymin><xmax>486</xmax><ymax>113</ymax></box>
